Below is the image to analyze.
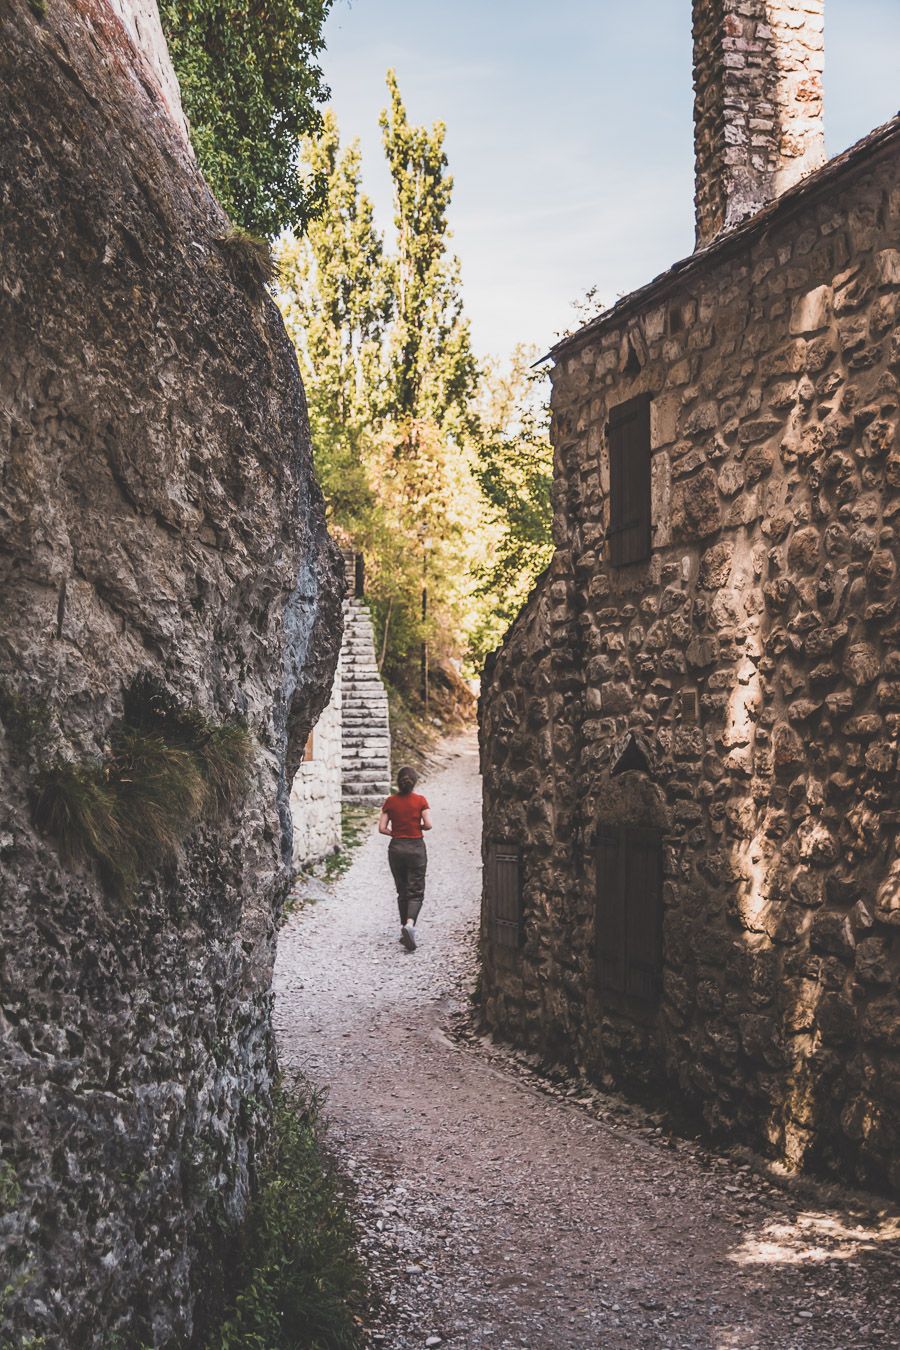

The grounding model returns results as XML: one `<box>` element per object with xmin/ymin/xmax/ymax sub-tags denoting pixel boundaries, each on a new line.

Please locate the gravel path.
<box><xmin>274</xmin><ymin>735</ymin><xmax>900</xmax><ymax>1349</ymax></box>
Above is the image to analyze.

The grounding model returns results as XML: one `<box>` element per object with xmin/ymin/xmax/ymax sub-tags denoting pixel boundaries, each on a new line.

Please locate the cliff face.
<box><xmin>0</xmin><ymin>1</ymin><xmax>342</xmax><ymax>1343</ymax></box>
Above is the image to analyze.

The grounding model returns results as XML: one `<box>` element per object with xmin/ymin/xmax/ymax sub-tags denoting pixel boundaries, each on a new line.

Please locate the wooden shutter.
<box><xmin>485</xmin><ymin>842</ymin><xmax>524</xmax><ymax>949</ymax></box>
<box><xmin>595</xmin><ymin>826</ymin><xmax>626</xmax><ymax>993</ymax></box>
<box><xmin>596</xmin><ymin>825</ymin><xmax>662</xmax><ymax>1002</ymax></box>
<box><xmin>624</xmin><ymin>827</ymin><xmax>663</xmax><ymax>1002</ymax></box>
<box><xmin>607</xmin><ymin>394</ymin><xmax>651</xmax><ymax>567</ymax></box>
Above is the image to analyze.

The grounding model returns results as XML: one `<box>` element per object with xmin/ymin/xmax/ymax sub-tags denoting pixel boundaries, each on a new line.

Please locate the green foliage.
<box><xmin>379</xmin><ymin>71</ymin><xmax>479</xmax><ymax>432</ymax></box>
<box><xmin>207</xmin><ymin>1080</ymin><xmax>368</xmax><ymax>1350</ymax></box>
<box><xmin>159</xmin><ymin>0</ymin><xmax>334</xmax><ymax>236</ymax></box>
<box><xmin>321</xmin><ymin>806</ymin><xmax>376</xmax><ymax>883</ymax></box>
<box><xmin>386</xmin><ymin>685</ymin><xmax>441</xmax><ymax>780</ymax></box>
<box><xmin>469</xmin><ymin>347</ymin><xmax>555</xmax><ymax>662</ymax></box>
<box><xmin>30</xmin><ymin>677</ymin><xmax>252</xmax><ymax>895</ymax></box>
<box><xmin>279</xmin><ymin>110</ymin><xmax>392</xmax><ymax>541</ymax></box>
<box><xmin>0</xmin><ymin>1161</ymin><xmax>20</xmax><ymax>1213</ymax></box>
<box><xmin>33</xmin><ymin>760</ymin><xmax>136</xmax><ymax>892</ymax></box>
<box><xmin>278</xmin><ymin>77</ymin><xmax>554</xmax><ymax>689</ymax></box>
<box><xmin>199</xmin><ymin>723</ymin><xmax>256</xmax><ymax>820</ymax></box>
<box><xmin>278</xmin><ymin>76</ymin><xmax>485</xmax><ymax>697</ymax></box>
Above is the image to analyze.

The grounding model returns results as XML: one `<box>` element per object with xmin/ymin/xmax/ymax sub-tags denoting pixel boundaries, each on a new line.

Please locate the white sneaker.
<box><xmin>401</xmin><ymin>921</ymin><xmax>417</xmax><ymax>952</ymax></box>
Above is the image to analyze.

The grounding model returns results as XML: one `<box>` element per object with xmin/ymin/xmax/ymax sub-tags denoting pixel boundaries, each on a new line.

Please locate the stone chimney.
<box><xmin>692</xmin><ymin>0</ymin><xmax>825</xmax><ymax>248</ymax></box>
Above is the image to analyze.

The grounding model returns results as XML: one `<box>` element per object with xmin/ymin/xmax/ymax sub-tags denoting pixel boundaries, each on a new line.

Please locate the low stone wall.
<box><xmin>291</xmin><ymin>657</ymin><xmax>343</xmax><ymax>865</ymax></box>
<box><xmin>480</xmin><ymin>122</ymin><xmax>900</xmax><ymax>1193</ymax></box>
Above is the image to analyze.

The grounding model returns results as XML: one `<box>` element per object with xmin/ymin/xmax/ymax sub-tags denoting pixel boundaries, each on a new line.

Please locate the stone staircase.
<box><xmin>341</xmin><ymin>597</ymin><xmax>392</xmax><ymax>805</ymax></box>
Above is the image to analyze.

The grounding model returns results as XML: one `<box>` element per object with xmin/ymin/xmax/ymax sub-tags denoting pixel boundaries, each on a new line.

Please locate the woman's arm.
<box><xmin>420</xmin><ymin>808</ymin><xmax>433</xmax><ymax>832</ymax></box>
<box><xmin>378</xmin><ymin>809</ymin><xmax>392</xmax><ymax>836</ymax></box>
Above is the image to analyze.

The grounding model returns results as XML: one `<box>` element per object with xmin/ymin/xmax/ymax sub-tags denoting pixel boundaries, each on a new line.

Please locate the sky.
<box><xmin>319</xmin><ymin>0</ymin><xmax>900</xmax><ymax>362</ymax></box>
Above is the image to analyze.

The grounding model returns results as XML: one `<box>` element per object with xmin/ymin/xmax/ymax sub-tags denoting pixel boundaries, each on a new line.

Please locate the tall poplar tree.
<box><xmin>375</xmin><ymin>73</ymin><xmax>482</xmax><ymax>682</ymax></box>
<box><xmin>278</xmin><ymin>81</ymin><xmax>552</xmax><ymax>691</ymax></box>
<box><xmin>278</xmin><ymin>111</ymin><xmax>392</xmax><ymax>538</ymax></box>
<box><xmin>379</xmin><ymin>70</ymin><xmax>479</xmax><ymax>433</ymax></box>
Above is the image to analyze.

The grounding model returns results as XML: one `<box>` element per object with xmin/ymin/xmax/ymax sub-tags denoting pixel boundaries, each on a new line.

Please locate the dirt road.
<box><xmin>274</xmin><ymin>736</ymin><xmax>899</xmax><ymax>1349</ymax></box>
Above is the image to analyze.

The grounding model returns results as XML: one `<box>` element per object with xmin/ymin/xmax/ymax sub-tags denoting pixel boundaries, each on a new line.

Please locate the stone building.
<box><xmin>480</xmin><ymin>0</ymin><xmax>899</xmax><ymax>1192</ymax></box>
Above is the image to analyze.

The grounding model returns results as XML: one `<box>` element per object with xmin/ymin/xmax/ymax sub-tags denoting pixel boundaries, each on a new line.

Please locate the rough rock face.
<box><xmin>0</xmin><ymin>1</ymin><xmax>341</xmax><ymax>1344</ymax></box>
<box><xmin>480</xmin><ymin>121</ymin><xmax>900</xmax><ymax>1194</ymax></box>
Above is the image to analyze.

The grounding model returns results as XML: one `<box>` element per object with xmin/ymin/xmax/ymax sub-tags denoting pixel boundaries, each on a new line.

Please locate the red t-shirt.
<box><xmin>382</xmin><ymin>792</ymin><xmax>429</xmax><ymax>840</ymax></box>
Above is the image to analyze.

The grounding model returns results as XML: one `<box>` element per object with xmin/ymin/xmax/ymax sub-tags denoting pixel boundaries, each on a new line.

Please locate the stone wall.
<box><xmin>291</xmin><ymin>653</ymin><xmax>343</xmax><ymax>865</ymax></box>
<box><xmin>0</xmin><ymin>1</ymin><xmax>341</xmax><ymax>1343</ymax></box>
<box><xmin>480</xmin><ymin>121</ymin><xmax>900</xmax><ymax>1193</ymax></box>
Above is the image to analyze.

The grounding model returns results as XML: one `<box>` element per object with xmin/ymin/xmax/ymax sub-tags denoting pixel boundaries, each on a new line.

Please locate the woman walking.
<box><xmin>379</xmin><ymin>767</ymin><xmax>432</xmax><ymax>951</ymax></box>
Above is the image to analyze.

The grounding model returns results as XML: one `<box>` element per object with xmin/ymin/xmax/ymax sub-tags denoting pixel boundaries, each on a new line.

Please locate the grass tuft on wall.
<box><xmin>27</xmin><ymin>676</ymin><xmax>252</xmax><ymax>895</ymax></box>
<box><xmin>208</xmin><ymin>1079</ymin><xmax>369</xmax><ymax>1350</ymax></box>
<box><xmin>216</xmin><ymin>227</ymin><xmax>278</xmax><ymax>286</ymax></box>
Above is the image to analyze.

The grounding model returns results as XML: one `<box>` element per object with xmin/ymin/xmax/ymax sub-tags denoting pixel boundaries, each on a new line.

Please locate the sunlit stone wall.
<box><xmin>290</xmin><ymin>656</ymin><xmax>343</xmax><ymax>865</ymax></box>
<box><xmin>480</xmin><ymin>119</ymin><xmax>900</xmax><ymax>1193</ymax></box>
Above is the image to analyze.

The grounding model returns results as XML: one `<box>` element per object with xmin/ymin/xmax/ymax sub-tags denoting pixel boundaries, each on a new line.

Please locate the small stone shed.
<box><xmin>480</xmin><ymin>0</ymin><xmax>900</xmax><ymax>1191</ymax></box>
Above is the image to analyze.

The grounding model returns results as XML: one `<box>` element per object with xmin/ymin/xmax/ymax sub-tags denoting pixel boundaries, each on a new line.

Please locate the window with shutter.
<box><xmin>595</xmin><ymin>825</ymin><xmax>662</xmax><ymax>1003</ymax></box>
<box><xmin>607</xmin><ymin>393</ymin><xmax>652</xmax><ymax>567</ymax></box>
<box><xmin>484</xmin><ymin>842</ymin><xmax>524</xmax><ymax>949</ymax></box>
